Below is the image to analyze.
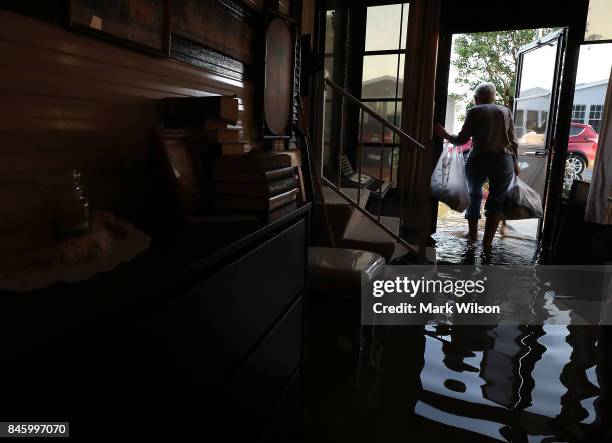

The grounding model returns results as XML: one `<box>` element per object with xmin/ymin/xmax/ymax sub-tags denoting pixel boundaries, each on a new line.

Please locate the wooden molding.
<box><xmin>171</xmin><ymin>35</ymin><xmax>247</xmax><ymax>81</ymax></box>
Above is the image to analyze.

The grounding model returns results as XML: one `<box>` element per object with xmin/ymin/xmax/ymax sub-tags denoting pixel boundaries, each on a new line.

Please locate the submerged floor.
<box><xmin>434</xmin><ymin>202</ymin><xmax>540</xmax><ymax>265</ymax></box>
<box><xmin>304</xmin><ymin>207</ymin><xmax>610</xmax><ymax>442</ymax></box>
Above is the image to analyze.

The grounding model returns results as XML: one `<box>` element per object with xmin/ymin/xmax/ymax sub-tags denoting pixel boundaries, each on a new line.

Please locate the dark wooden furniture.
<box><xmin>0</xmin><ymin>204</ymin><xmax>310</xmax><ymax>441</ymax></box>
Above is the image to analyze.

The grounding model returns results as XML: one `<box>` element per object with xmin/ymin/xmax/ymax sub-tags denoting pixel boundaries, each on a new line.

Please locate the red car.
<box><xmin>567</xmin><ymin>123</ymin><xmax>598</xmax><ymax>175</ymax></box>
<box><xmin>455</xmin><ymin>122</ymin><xmax>598</xmax><ymax>175</ymax></box>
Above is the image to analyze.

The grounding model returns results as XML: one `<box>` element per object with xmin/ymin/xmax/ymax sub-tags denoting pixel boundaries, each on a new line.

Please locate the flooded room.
<box><xmin>0</xmin><ymin>0</ymin><xmax>611</xmax><ymax>441</ymax></box>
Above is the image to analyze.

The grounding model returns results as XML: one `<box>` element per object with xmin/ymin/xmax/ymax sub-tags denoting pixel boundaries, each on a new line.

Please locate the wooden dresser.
<box><xmin>1</xmin><ymin>204</ymin><xmax>310</xmax><ymax>441</ymax></box>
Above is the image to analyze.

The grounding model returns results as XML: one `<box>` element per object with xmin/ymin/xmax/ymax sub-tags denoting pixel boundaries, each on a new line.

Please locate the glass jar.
<box><xmin>37</xmin><ymin>170</ymin><xmax>90</xmax><ymax>239</ymax></box>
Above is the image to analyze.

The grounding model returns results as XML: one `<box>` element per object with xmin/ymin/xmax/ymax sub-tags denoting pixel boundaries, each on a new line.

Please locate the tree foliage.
<box><xmin>453</xmin><ymin>29</ymin><xmax>556</xmax><ymax>110</ymax></box>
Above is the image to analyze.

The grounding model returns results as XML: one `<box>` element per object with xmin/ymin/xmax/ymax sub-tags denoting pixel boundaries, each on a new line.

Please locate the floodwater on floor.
<box><xmin>305</xmin><ymin>314</ymin><xmax>610</xmax><ymax>442</ymax></box>
<box><xmin>434</xmin><ymin>202</ymin><xmax>540</xmax><ymax>265</ymax></box>
<box><xmin>304</xmin><ymin>203</ymin><xmax>610</xmax><ymax>442</ymax></box>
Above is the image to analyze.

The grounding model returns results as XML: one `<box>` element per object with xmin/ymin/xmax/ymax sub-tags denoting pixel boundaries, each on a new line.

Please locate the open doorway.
<box><xmin>434</xmin><ymin>28</ymin><xmax>565</xmax><ymax>262</ymax></box>
<box><xmin>435</xmin><ymin>29</ymin><xmax>612</xmax><ymax>262</ymax></box>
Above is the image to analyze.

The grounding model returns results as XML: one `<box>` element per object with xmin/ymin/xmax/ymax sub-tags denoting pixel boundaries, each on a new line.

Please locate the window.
<box><xmin>565</xmin><ymin>43</ymin><xmax>611</xmax><ymax>194</ymax></box>
<box><xmin>526</xmin><ymin>110</ymin><xmax>539</xmax><ymax>131</ymax></box>
<box><xmin>572</xmin><ymin>104</ymin><xmax>587</xmax><ymax>123</ymax></box>
<box><xmin>569</xmin><ymin>125</ymin><xmax>585</xmax><ymax>137</ymax></box>
<box><xmin>323</xmin><ymin>10</ymin><xmax>336</xmax><ymax>79</ymax></box>
<box><xmin>588</xmin><ymin>104</ymin><xmax>604</xmax><ymax>133</ymax></box>
<box><xmin>360</xmin><ymin>3</ymin><xmax>409</xmax><ymax>186</ymax></box>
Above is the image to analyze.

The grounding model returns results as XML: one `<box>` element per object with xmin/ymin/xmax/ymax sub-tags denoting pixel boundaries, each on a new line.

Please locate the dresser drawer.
<box><xmin>208</xmin><ymin>296</ymin><xmax>303</xmax><ymax>439</ymax></box>
<box><xmin>258</xmin><ymin>367</ymin><xmax>302</xmax><ymax>443</ymax></box>
<box><xmin>161</xmin><ymin>219</ymin><xmax>306</xmax><ymax>398</ymax></box>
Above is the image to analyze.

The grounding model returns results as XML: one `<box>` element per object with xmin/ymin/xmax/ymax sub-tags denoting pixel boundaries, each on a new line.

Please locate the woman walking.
<box><xmin>434</xmin><ymin>82</ymin><xmax>521</xmax><ymax>249</ymax></box>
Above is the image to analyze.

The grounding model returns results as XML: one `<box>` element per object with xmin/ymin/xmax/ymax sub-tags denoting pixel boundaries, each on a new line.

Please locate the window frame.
<box><xmin>359</xmin><ymin>3</ymin><xmax>409</xmax><ymax>185</ymax></box>
<box><xmin>571</xmin><ymin>104</ymin><xmax>587</xmax><ymax>123</ymax></box>
<box><xmin>569</xmin><ymin>125</ymin><xmax>585</xmax><ymax>137</ymax></box>
<box><xmin>588</xmin><ymin>104</ymin><xmax>604</xmax><ymax>132</ymax></box>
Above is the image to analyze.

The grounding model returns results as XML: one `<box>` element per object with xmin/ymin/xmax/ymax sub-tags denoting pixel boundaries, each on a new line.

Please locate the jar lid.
<box><xmin>36</xmin><ymin>170</ymin><xmax>82</xmax><ymax>187</ymax></box>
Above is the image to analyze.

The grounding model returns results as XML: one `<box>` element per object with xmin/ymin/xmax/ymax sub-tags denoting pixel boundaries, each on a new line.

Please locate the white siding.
<box><xmin>573</xmin><ymin>83</ymin><xmax>608</xmax><ymax>108</ymax></box>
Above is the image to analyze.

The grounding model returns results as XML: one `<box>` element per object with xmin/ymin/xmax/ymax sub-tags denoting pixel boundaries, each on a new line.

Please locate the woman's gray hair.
<box><xmin>474</xmin><ymin>82</ymin><xmax>496</xmax><ymax>104</ymax></box>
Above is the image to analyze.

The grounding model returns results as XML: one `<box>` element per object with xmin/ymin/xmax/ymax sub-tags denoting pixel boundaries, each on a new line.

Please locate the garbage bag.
<box><xmin>431</xmin><ymin>145</ymin><xmax>469</xmax><ymax>212</ymax></box>
<box><xmin>499</xmin><ymin>176</ymin><xmax>543</xmax><ymax>220</ymax></box>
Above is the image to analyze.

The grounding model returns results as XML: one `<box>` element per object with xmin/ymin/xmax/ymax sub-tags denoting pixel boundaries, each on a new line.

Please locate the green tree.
<box><xmin>453</xmin><ymin>29</ymin><xmax>557</xmax><ymax>110</ymax></box>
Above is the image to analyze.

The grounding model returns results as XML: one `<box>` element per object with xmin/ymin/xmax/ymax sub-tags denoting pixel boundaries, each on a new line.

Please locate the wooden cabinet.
<box><xmin>2</xmin><ymin>205</ymin><xmax>309</xmax><ymax>441</ymax></box>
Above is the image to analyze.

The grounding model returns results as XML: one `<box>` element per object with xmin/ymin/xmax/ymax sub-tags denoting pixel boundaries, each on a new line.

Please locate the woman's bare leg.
<box><xmin>467</xmin><ymin>218</ymin><xmax>479</xmax><ymax>241</ymax></box>
<box><xmin>483</xmin><ymin>214</ymin><xmax>502</xmax><ymax>249</ymax></box>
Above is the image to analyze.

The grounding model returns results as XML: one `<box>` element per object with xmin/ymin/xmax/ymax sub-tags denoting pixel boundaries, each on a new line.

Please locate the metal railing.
<box><xmin>320</xmin><ymin>77</ymin><xmax>428</xmax><ymax>262</ymax></box>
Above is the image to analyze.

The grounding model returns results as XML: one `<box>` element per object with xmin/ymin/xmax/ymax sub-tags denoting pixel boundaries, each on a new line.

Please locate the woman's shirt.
<box><xmin>449</xmin><ymin>103</ymin><xmax>519</xmax><ymax>162</ymax></box>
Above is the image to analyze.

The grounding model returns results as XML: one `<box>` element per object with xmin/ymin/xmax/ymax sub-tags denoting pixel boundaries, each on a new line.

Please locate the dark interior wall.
<box><xmin>442</xmin><ymin>0</ymin><xmax>581</xmax><ymax>33</ymax></box>
<box><xmin>0</xmin><ymin>9</ymin><xmax>259</xmax><ymax>217</ymax></box>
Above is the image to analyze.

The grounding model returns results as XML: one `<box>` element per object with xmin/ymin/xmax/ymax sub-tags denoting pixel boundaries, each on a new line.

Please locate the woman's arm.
<box><xmin>433</xmin><ymin>122</ymin><xmax>452</xmax><ymax>140</ymax></box>
<box><xmin>434</xmin><ymin>110</ymin><xmax>473</xmax><ymax>145</ymax></box>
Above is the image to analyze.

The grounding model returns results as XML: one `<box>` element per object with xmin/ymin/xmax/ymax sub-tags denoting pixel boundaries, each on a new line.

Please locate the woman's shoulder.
<box><xmin>493</xmin><ymin>104</ymin><xmax>512</xmax><ymax>114</ymax></box>
<box><xmin>470</xmin><ymin>103</ymin><xmax>510</xmax><ymax>115</ymax></box>
<box><xmin>478</xmin><ymin>103</ymin><xmax>512</xmax><ymax>117</ymax></box>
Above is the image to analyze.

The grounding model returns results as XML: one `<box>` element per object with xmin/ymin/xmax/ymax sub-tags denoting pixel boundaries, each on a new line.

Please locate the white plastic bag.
<box><xmin>499</xmin><ymin>176</ymin><xmax>543</xmax><ymax>220</ymax></box>
<box><xmin>431</xmin><ymin>145</ymin><xmax>469</xmax><ymax>212</ymax></box>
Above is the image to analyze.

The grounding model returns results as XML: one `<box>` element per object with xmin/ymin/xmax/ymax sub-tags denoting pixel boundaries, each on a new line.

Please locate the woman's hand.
<box><xmin>514</xmin><ymin>162</ymin><xmax>521</xmax><ymax>176</ymax></box>
<box><xmin>433</xmin><ymin>123</ymin><xmax>450</xmax><ymax>140</ymax></box>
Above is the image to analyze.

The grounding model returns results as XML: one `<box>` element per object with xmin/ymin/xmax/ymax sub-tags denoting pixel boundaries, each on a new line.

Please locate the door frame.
<box><xmin>513</xmin><ymin>29</ymin><xmax>567</xmax><ymax>241</ymax></box>
<box><xmin>431</xmin><ymin>27</ymin><xmax>578</xmax><ymax>246</ymax></box>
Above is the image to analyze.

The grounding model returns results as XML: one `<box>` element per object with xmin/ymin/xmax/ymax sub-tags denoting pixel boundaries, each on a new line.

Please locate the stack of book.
<box><xmin>160</xmin><ymin>95</ymin><xmax>254</xmax><ymax>156</ymax></box>
<box><xmin>212</xmin><ymin>151</ymin><xmax>298</xmax><ymax>214</ymax></box>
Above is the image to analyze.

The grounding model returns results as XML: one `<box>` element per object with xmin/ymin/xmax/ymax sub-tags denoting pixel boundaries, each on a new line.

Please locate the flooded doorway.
<box><xmin>435</xmin><ymin>29</ymin><xmax>566</xmax><ymax>261</ymax></box>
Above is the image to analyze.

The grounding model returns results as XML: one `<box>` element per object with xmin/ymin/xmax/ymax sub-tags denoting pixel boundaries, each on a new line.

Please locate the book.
<box><xmin>214</xmin><ymin>188</ymin><xmax>298</xmax><ymax>212</ymax></box>
<box><xmin>214</xmin><ymin>175</ymin><xmax>297</xmax><ymax>197</ymax></box>
<box><xmin>163</xmin><ymin>117</ymin><xmax>243</xmax><ymax>131</ymax></box>
<box><xmin>201</xmin><ymin>118</ymin><xmax>243</xmax><ymax>130</ymax></box>
<box><xmin>218</xmin><ymin>143</ymin><xmax>254</xmax><ymax>156</ymax></box>
<box><xmin>213</xmin><ymin>151</ymin><xmax>292</xmax><ymax>172</ymax></box>
<box><xmin>203</xmin><ymin>128</ymin><xmax>246</xmax><ymax>144</ymax></box>
<box><xmin>160</xmin><ymin>96</ymin><xmax>240</xmax><ymax>124</ymax></box>
<box><xmin>212</xmin><ymin>165</ymin><xmax>295</xmax><ymax>183</ymax></box>
<box><xmin>192</xmin><ymin>142</ymin><xmax>254</xmax><ymax>156</ymax></box>
<box><xmin>153</xmin><ymin>129</ymin><xmax>205</xmax><ymax>216</ymax></box>
<box><xmin>187</xmin><ymin>214</ymin><xmax>260</xmax><ymax>224</ymax></box>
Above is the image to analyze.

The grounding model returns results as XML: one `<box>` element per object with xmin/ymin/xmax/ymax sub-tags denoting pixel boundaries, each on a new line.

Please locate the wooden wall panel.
<box><xmin>0</xmin><ymin>11</ymin><xmax>260</xmax><ymax>216</ymax></box>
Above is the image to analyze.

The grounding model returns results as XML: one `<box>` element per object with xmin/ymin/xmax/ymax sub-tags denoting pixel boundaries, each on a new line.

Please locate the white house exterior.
<box><xmin>514</xmin><ymin>80</ymin><xmax>609</xmax><ymax>137</ymax></box>
<box><xmin>570</xmin><ymin>79</ymin><xmax>608</xmax><ymax>133</ymax></box>
<box><xmin>514</xmin><ymin>86</ymin><xmax>552</xmax><ymax>138</ymax></box>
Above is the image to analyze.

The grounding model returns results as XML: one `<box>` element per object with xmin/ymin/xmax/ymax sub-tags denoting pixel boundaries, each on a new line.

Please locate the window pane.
<box><xmin>359</xmin><ymin>146</ymin><xmax>396</xmax><ymax>183</ymax></box>
<box><xmin>324</xmin><ymin>10</ymin><xmax>335</xmax><ymax>54</ymax></box>
<box><xmin>589</xmin><ymin>104</ymin><xmax>604</xmax><ymax>132</ymax></box>
<box><xmin>572</xmin><ymin>104</ymin><xmax>586</xmax><ymax>122</ymax></box>
<box><xmin>569</xmin><ymin>126</ymin><xmax>584</xmax><ymax>136</ymax></box>
<box><xmin>515</xmin><ymin>110</ymin><xmax>524</xmax><ymax>127</ymax></box>
<box><xmin>515</xmin><ymin>41</ymin><xmax>558</xmax><ymax>140</ymax></box>
<box><xmin>565</xmin><ymin>43</ymin><xmax>611</xmax><ymax>193</ymax></box>
<box><xmin>518</xmin><ymin>43</ymin><xmax>558</xmax><ymax>96</ymax></box>
<box><xmin>324</xmin><ymin>56</ymin><xmax>334</xmax><ymax>79</ymax></box>
<box><xmin>362</xmin><ymin>55</ymin><xmax>403</xmax><ymax>98</ymax></box>
<box><xmin>585</xmin><ymin>0</ymin><xmax>612</xmax><ymax>41</ymax></box>
<box><xmin>360</xmin><ymin>101</ymin><xmax>401</xmax><ymax>144</ymax></box>
<box><xmin>400</xmin><ymin>4</ymin><xmax>409</xmax><ymax>50</ymax></box>
<box><xmin>365</xmin><ymin>4</ymin><xmax>402</xmax><ymax>51</ymax></box>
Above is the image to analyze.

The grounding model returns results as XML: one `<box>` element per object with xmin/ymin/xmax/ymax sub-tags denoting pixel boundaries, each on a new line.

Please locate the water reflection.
<box><xmin>306</xmin><ymin>204</ymin><xmax>609</xmax><ymax>442</ymax></box>
<box><xmin>353</xmin><ymin>226</ymin><xmax>607</xmax><ymax>441</ymax></box>
<box><xmin>354</xmin><ymin>322</ymin><xmax>606</xmax><ymax>442</ymax></box>
<box><xmin>426</xmin><ymin>324</ymin><xmax>602</xmax><ymax>441</ymax></box>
